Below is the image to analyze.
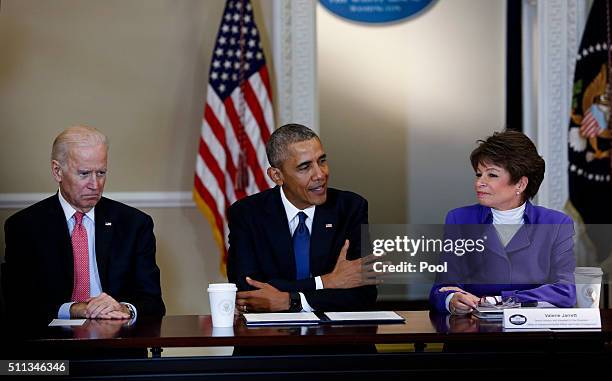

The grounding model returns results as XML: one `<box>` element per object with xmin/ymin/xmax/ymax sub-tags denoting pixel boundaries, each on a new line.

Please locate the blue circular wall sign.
<box><xmin>320</xmin><ymin>0</ymin><xmax>435</xmax><ymax>24</ymax></box>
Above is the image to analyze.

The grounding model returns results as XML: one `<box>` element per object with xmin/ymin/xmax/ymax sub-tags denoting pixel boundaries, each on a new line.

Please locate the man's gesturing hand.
<box><xmin>321</xmin><ymin>240</ymin><xmax>381</xmax><ymax>289</ymax></box>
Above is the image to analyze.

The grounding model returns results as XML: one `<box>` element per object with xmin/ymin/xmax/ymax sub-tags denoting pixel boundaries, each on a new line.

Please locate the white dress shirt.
<box><xmin>57</xmin><ymin>191</ymin><xmax>136</xmax><ymax>319</ymax></box>
<box><xmin>279</xmin><ymin>187</ymin><xmax>324</xmax><ymax>312</ymax></box>
<box><xmin>491</xmin><ymin>202</ymin><xmax>525</xmax><ymax>247</ymax></box>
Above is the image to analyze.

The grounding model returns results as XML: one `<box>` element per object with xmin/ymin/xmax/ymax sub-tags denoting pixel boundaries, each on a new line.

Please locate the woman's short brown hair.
<box><xmin>470</xmin><ymin>130</ymin><xmax>545</xmax><ymax>201</ymax></box>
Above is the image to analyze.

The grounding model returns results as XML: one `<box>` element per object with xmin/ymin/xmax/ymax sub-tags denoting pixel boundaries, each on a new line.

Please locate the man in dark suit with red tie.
<box><xmin>227</xmin><ymin>124</ymin><xmax>377</xmax><ymax>313</ymax></box>
<box><xmin>2</xmin><ymin>126</ymin><xmax>165</xmax><ymax>323</ymax></box>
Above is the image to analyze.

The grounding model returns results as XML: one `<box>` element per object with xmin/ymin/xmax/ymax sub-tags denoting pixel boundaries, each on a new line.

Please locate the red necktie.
<box><xmin>71</xmin><ymin>211</ymin><xmax>90</xmax><ymax>302</ymax></box>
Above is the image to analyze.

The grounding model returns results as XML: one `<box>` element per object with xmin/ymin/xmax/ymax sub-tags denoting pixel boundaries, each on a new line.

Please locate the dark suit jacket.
<box><xmin>226</xmin><ymin>186</ymin><xmax>377</xmax><ymax>311</ymax></box>
<box><xmin>2</xmin><ymin>194</ymin><xmax>165</xmax><ymax>322</ymax></box>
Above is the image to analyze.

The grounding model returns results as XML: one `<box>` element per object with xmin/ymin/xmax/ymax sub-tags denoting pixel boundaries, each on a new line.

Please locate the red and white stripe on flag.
<box><xmin>194</xmin><ymin>0</ymin><xmax>275</xmax><ymax>274</ymax></box>
<box><xmin>580</xmin><ymin>109</ymin><xmax>601</xmax><ymax>137</ymax></box>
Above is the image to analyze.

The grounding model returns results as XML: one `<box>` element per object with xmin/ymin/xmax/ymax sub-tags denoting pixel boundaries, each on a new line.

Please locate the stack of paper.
<box><xmin>472</xmin><ymin>301</ymin><xmax>557</xmax><ymax>320</ymax></box>
<box><xmin>324</xmin><ymin>311</ymin><xmax>405</xmax><ymax>324</ymax></box>
<box><xmin>243</xmin><ymin>312</ymin><xmax>321</xmax><ymax>326</ymax></box>
<box><xmin>242</xmin><ymin>311</ymin><xmax>405</xmax><ymax>326</ymax></box>
<box><xmin>471</xmin><ymin>305</ymin><xmax>509</xmax><ymax>320</ymax></box>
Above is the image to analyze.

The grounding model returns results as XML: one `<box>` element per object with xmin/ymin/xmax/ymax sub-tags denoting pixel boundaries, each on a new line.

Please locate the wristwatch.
<box><xmin>288</xmin><ymin>292</ymin><xmax>302</xmax><ymax>312</ymax></box>
<box><xmin>123</xmin><ymin>303</ymin><xmax>136</xmax><ymax>319</ymax></box>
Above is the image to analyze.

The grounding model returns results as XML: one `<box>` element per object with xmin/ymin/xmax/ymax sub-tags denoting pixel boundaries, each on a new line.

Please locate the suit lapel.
<box><xmin>474</xmin><ymin>206</ymin><xmax>509</xmax><ymax>259</ymax></box>
<box><xmin>310</xmin><ymin>201</ymin><xmax>336</xmax><ymax>276</ymax></box>
<box><xmin>263</xmin><ymin>188</ymin><xmax>295</xmax><ymax>279</ymax></box>
<box><xmin>505</xmin><ymin>225</ymin><xmax>532</xmax><ymax>253</ymax></box>
<box><xmin>94</xmin><ymin>198</ymin><xmax>113</xmax><ymax>291</ymax></box>
<box><xmin>48</xmin><ymin>195</ymin><xmax>74</xmax><ymax>294</ymax></box>
<box><xmin>483</xmin><ymin>225</ymin><xmax>509</xmax><ymax>259</ymax></box>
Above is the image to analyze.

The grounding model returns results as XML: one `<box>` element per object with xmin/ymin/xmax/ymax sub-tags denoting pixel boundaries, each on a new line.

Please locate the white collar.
<box><xmin>57</xmin><ymin>189</ymin><xmax>95</xmax><ymax>223</ymax></box>
<box><xmin>491</xmin><ymin>202</ymin><xmax>525</xmax><ymax>225</ymax></box>
<box><xmin>279</xmin><ymin>186</ymin><xmax>315</xmax><ymax>223</ymax></box>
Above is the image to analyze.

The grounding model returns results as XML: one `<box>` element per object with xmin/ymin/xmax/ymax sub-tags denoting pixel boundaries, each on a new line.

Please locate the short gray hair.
<box><xmin>51</xmin><ymin>125</ymin><xmax>109</xmax><ymax>166</ymax></box>
<box><xmin>266</xmin><ymin>124</ymin><xmax>319</xmax><ymax>168</ymax></box>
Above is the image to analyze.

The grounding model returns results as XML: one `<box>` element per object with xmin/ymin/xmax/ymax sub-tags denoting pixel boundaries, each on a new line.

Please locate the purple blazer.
<box><xmin>429</xmin><ymin>201</ymin><xmax>577</xmax><ymax>313</ymax></box>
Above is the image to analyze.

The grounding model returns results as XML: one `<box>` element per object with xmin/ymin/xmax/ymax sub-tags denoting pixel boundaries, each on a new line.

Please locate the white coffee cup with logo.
<box><xmin>574</xmin><ymin>267</ymin><xmax>603</xmax><ymax>309</ymax></box>
<box><xmin>207</xmin><ymin>283</ymin><xmax>237</xmax><ymax>327</ymax></box>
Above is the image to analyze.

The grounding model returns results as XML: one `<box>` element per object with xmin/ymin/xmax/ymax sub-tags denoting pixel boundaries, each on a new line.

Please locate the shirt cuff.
<box><xmin>314</xmin><ymin>276</ymin><xmax>323</xmax><ymax>290</ymax></box>
<box><xmin>58</xmin><ymin>302</ymin><xmax>75</xmax><ymax>319</ymax></box>
<box><xmin>445</xmin><ymin>292</ymin><xmax>455</xmax><ymax>313</ymax></box>
<box><xmin>299</xmin><ymin>292</ymin><xmax>314</xmax><ymax>312</ymax></box>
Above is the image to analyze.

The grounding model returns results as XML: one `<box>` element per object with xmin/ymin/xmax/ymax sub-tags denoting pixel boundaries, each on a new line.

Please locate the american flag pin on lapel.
<box><xmin>325</xmin><ymin>223</ymin><xmax>333</xmax><ymax>228</ymax></box>
<box><xmin>105</xmin><ymin>222</ymin><xmax>112</xmax><ymax>226</ymax></box>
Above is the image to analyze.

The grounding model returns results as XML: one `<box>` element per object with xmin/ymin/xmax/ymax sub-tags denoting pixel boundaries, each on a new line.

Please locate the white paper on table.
<box><xmin>324</xmin><ymin>311</ymin><xmax>405</xmax><ymax>322</ymax></box>
<box><xmin>243</xmin><ymin>312</ymin><xmax>320</xmax><ymax>325</ymax></box>
<box><xmin>49</xmin><ymin>319</ymin><xmax>87</xmax><ymax>327</ymax></box>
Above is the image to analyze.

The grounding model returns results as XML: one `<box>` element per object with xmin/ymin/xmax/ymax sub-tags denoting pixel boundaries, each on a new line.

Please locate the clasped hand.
<box><xmin>70</xmin><ymin>292</ymin><xmax>131</xmax><ymax>319</ymax></box>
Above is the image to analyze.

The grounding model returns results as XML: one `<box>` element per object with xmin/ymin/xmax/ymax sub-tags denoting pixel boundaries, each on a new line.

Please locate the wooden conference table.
<box><xmin>5</xmin><ymin>310</ymin><xmax>612</xmax><ymax>378</ymax></box>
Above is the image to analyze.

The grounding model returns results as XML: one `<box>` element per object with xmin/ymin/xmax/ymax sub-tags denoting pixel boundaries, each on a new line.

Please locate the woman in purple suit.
<box><xmin>430</xmin><ymin>130</ymin><xmax>576</xmax><ymax>314</ymax></box>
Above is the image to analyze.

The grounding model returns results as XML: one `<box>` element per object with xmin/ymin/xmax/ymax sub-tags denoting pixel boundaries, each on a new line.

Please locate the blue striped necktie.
<box><xmin>293</xmin><ymin>212</ymin><xmax>310</xmax><ymax>280</ymax></box>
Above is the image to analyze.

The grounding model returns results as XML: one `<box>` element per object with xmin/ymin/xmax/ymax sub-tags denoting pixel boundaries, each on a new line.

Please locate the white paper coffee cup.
<box><xmin>207</xmin><ymin>283</ymin><xmax>237</xmax><ymax>327</ymax></box>
<box><xmin>574</xmin><ymin>267</ymin><xmax>603</xmax><ymax>309</ymax></box>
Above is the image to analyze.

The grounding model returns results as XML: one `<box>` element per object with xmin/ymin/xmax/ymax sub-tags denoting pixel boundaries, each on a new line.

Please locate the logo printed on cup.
<box><xmin>218</xmin><ymin>300</ymin><xmax>233</xmax><ymax>315</ymax></box>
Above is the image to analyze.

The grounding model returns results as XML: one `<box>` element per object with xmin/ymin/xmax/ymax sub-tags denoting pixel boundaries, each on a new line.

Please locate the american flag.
<box><xmin>194</xmin><ymin>0</ymin><xmax>274</xmax><ymax>273</ymax></box>
<box><xmin>580</xmin><ymin>107</ymin><xmax>602</xmax><ymax>138</ymax></box>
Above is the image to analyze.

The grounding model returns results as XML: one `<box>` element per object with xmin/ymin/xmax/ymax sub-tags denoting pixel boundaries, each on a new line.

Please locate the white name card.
<box><xmin>503</xmin><ymin>308</ymin><xmax>601</xmax><ymax>329</ymax></box>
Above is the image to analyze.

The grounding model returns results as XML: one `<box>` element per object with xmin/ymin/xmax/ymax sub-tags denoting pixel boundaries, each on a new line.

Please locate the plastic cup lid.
<box><xmin>575</xmin><ymin>267</ymin><xmax>603</xmax><ymax>276</ymax></box>
<box><xmin>207</xmin><ymin>283</ymin><xmax>237</xmax><ymax>292</ymax></box>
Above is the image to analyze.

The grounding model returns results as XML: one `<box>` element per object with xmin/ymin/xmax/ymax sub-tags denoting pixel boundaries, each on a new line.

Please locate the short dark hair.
<box><xmin>470</xmin><ymin>130</ymin><xmax>545</xmax><ymax>201</ymax></box>
<box><xmin>266</xmin><ymin>124</ymin><xmax>319</xmax><ymax>168</ymax></box>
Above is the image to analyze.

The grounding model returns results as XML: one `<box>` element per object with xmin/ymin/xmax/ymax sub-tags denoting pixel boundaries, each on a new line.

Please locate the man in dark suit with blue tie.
<box><xmin>227</xmin><ymin>124</ymin><xmax>377</xmax><ymax>313</ymax></box>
